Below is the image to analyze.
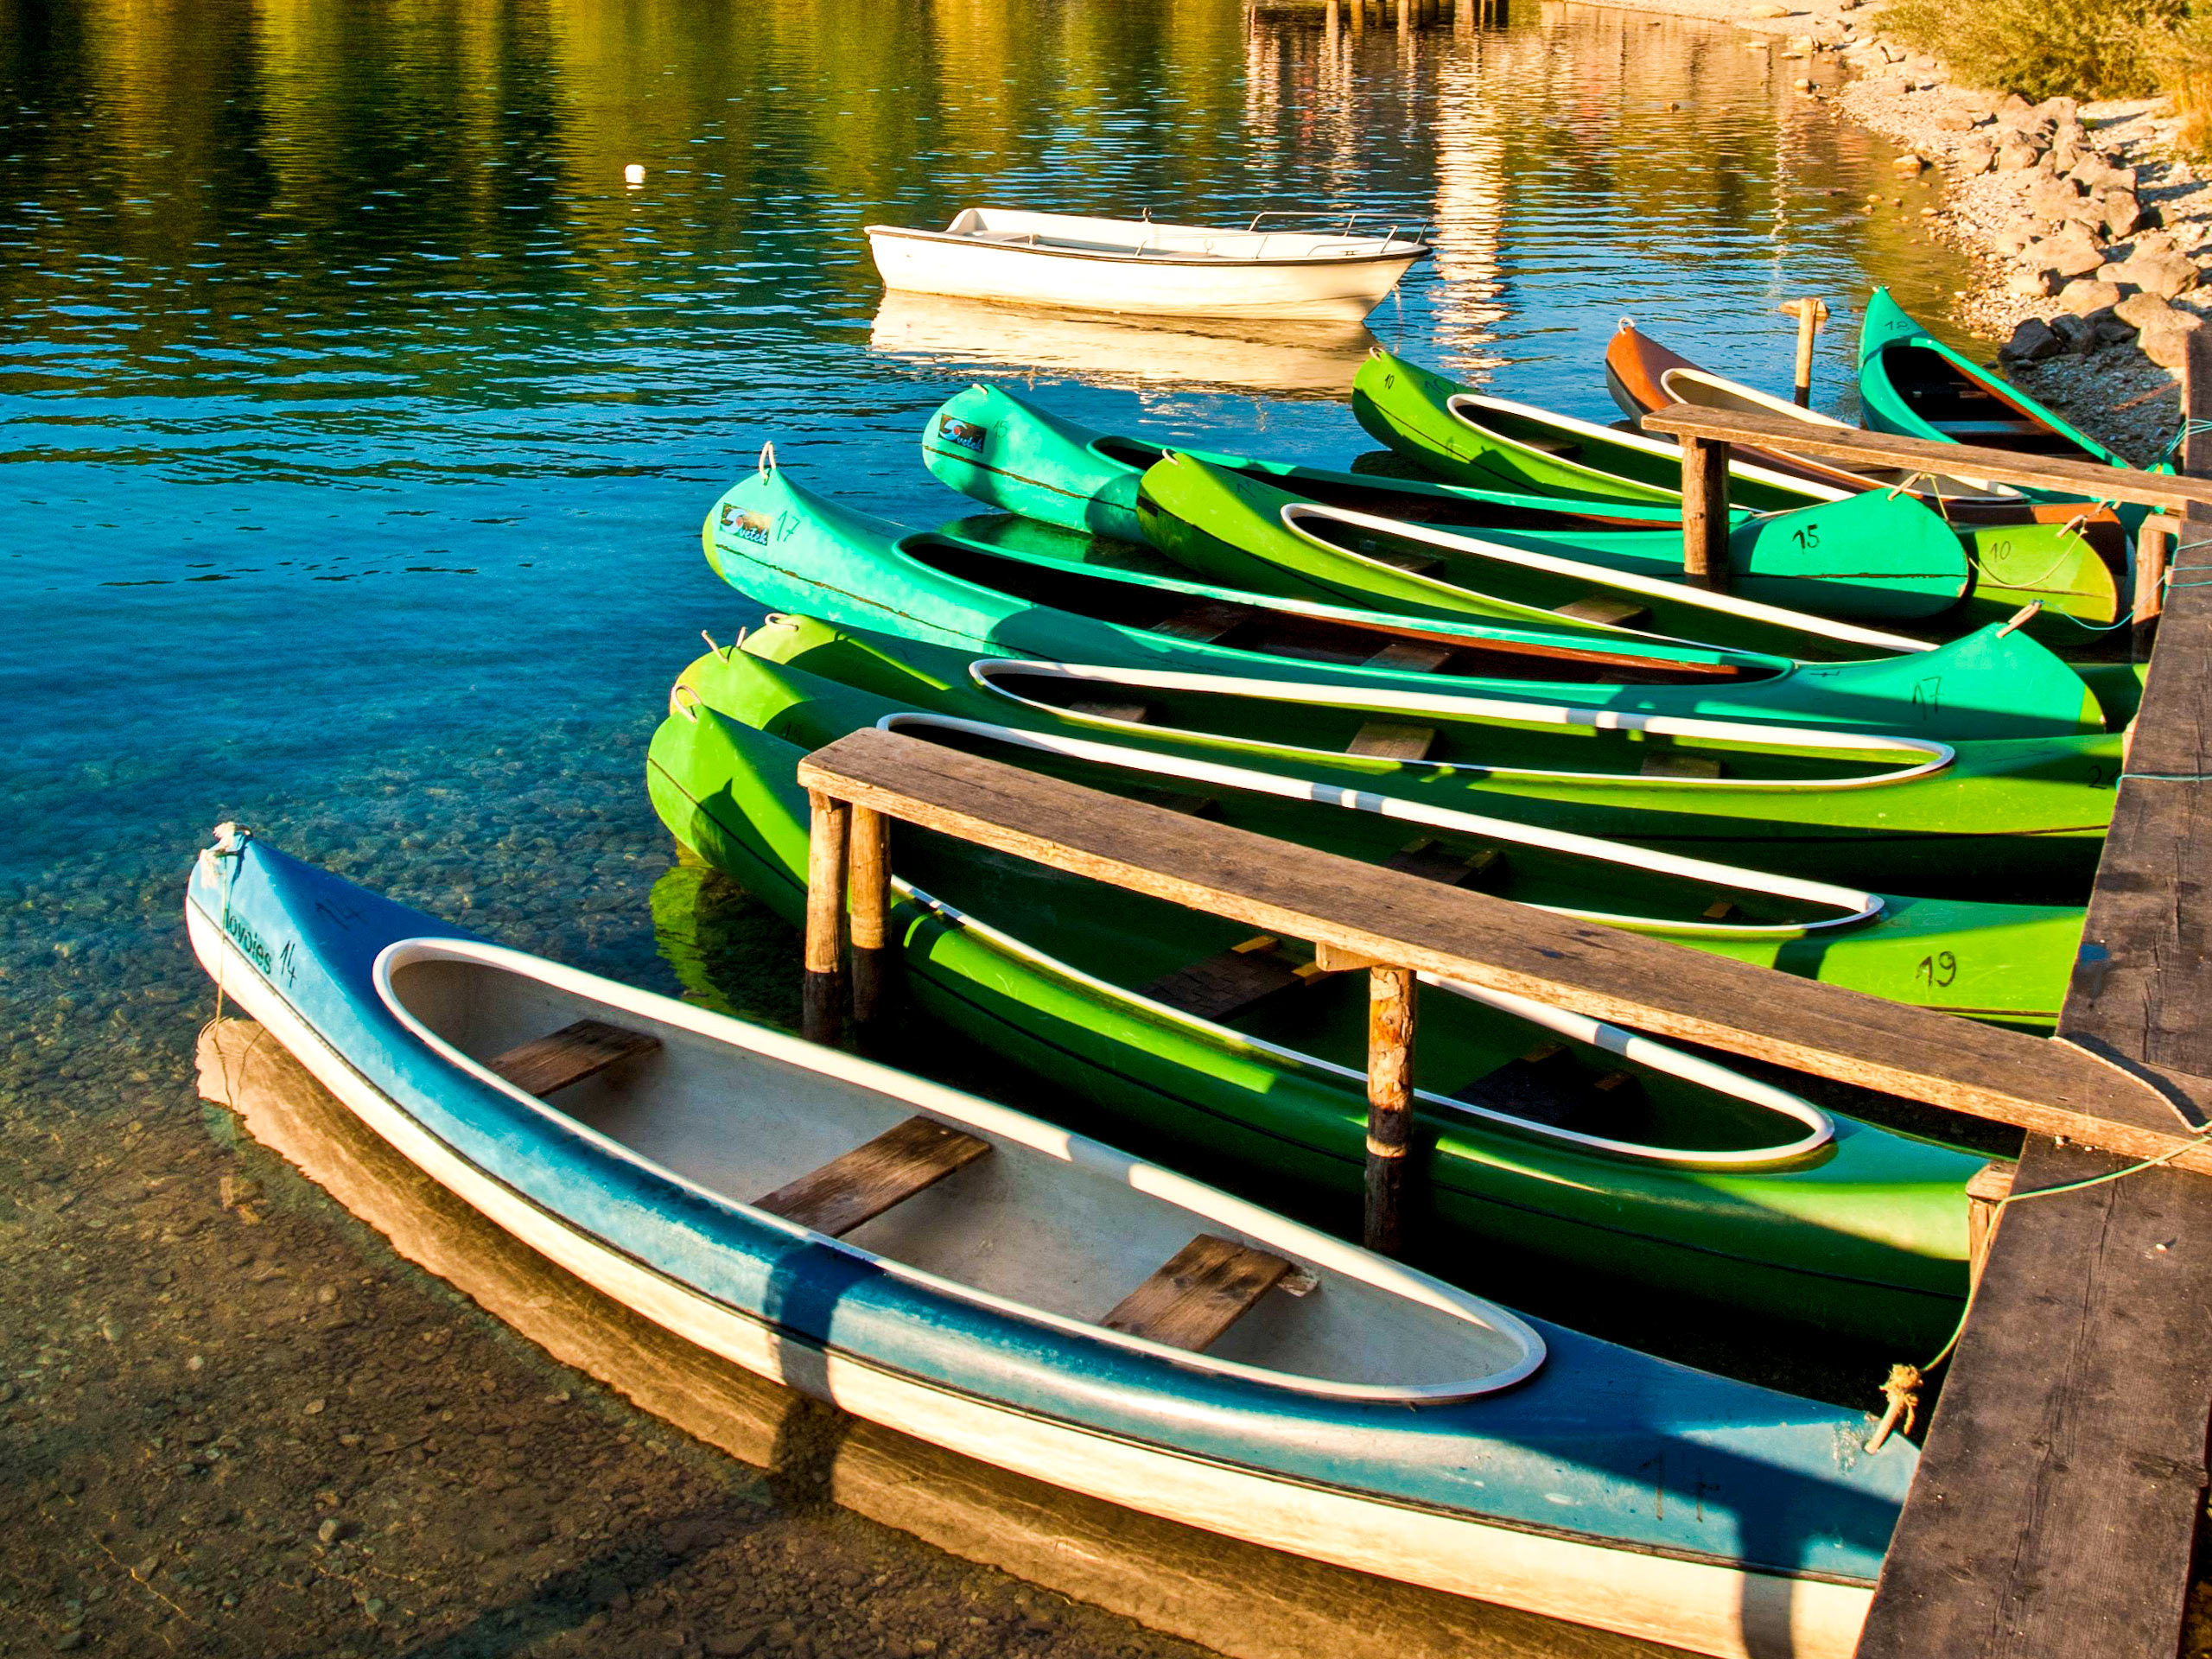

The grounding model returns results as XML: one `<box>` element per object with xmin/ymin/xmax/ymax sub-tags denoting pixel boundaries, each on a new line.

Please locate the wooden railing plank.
<box><xmin>795</xmin><ymin>728</ymin><xmax>2212</xmax><ymax>1164</ymax></box>
<box><xmin>1639</xmin><ymin>402</ymin><xmax>2212</xmax><ymax>514</ymax></box>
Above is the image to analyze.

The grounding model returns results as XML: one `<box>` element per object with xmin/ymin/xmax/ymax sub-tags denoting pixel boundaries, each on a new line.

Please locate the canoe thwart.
<box><xmin>1385</xmin><ymin>836</ymin><xmax>1503</xmax><ymax>890</ymax></box>
<box><xmin>1452</xmin><ymin>1040</ymin><xmax>1637</xmax><ymax>1132</ymax></box>
<box><xmin>1554</xmin><ymin>595</ymin><xmax>1653</xmax><ymax>630</ymax></box>
<box><xmin>1363</xmin><ymin>640</ymin><xmax>1455</xmax><ymax>673</ymax></box>
<box><xmin>1140</xmin><ymin>935</ymin><xmax>1331</xmax><ymax>1023</ymax></box>
<box><xmin>1640</xmin><ymin>752</ymin><xmax>1726</xmax><ymax>779</ymax></box>
<box><xmin>1151</xmin><ymin>601</ymin><xmax>1247</xmax><ymax>643</ymax></box>
<box><xmin>753</xmin><ymin>1114</ymin><xmax>994</xmax><ymax>1238</ymax></box>
<box><xmin>1346</xmin><ymin>720</ymin><xmax>1438</xmax><ymax>762</ymax></box>
<box><xmin>486</xmin><ymin>1019</ymin><xmax>662</xmax><ymax>1099</ymax></box>
<box><xmin>1103</xmin><ymin>1232</ymin><xmax>1298</xmax><ymax>1352</ymax></box>
<box><xmin>1067</xmin><ymin>699</ymin><xmax>1154</xmax><ymax>726</ymax></box>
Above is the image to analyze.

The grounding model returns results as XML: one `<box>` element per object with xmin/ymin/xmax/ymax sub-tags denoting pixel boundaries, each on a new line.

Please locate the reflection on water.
<box><xmin>1</xmin><ymin>0</ymin><xmax>1978</xmax><ymax>1266</ymax></box>
<box><xmin>871</xmin><ymin>292</ymin><xmax>1380</xmax><ymax>397</ymax></box>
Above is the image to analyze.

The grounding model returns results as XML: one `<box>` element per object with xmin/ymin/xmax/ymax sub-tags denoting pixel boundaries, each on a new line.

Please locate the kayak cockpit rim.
<box><xmin>885</xmin><ymin>880</ymin><xmax>1839</xmax><ymax>1169</ymax></box>
<box><xmin>961</xmin><ymin>658</ymin><xmax>1960</xmax><ymax>792</ymax></box>
<box><xmin>366</xmin><ymin>935</ymin><xmax>1547</xmax><ymax>1402</ymax></box>
<box><xmin>1264</xmin><ymin>494</ymin><xmax>1936</xmax><ymax>657</ymax></box>
<box><xmin>868</xmin><ymin>711</ymin><xmax>1887</xmax><ymax>938</ymax></box>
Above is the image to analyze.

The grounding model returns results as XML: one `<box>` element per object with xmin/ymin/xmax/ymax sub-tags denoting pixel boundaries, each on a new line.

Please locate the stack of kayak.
<box><xmin>190</xmin><ymin>289</ymin><xmax>2135</xmax><ymax>1659</ymax></box>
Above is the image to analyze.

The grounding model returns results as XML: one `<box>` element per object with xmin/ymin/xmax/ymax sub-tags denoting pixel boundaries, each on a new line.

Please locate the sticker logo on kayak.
<box><xmin>224</xmin><ymin>911</ymin><xmax>275</xmax><ymax>976</ymax></box>
<box><xmin>721</xmin><ymin>505</ymin><xmax>775</xmax><ymax>547</ymax></box>
<box><xmin>938</xmin><ymin>416</ymin><xmax>988</xmax><ymax>453</ymax></box>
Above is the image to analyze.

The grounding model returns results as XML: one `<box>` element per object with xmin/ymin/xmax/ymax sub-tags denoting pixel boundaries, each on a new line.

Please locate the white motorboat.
<box><xmin>865</xmin><ymin>208</ymin><xmax>1431</xmax><ymax>321</ymax></box>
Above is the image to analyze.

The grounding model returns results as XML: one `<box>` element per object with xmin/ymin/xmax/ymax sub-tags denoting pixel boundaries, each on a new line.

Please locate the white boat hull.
<box><xmin>188</xmin><ymin>904</ymin><xmax>1878</xmax><ymax>1659</ymax></box>
<box><xmin>868</xmin><ymin>214</ymin><xmax>1424</xmax><ymax>321</ymax></box>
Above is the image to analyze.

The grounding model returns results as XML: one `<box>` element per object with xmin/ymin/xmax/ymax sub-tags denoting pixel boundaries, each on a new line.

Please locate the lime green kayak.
<box><xmin>677</xmin><ymin>639</ymin><xmax>2082</xmax><ymax>1028</ymax></box>
<box><xmin>1136</xmin><ymin>451</ymin><xmax>1955</xmax><ymax>660</ymax></box>
<box><xmin>1351</xmin><ymin>347</ymin><xmax>2128</xmax><ymax>625</ymax></box>
<box><xmin>924</xmin><ymin>382</ymin><xmax>1978</xmax><ymax>623</ymax></box>
<box><xmin>704</xmin><ymin>456</ymin><xmax>2132</xmax><ymax>741</ymax></box>
<box><xmin>735</xmin><ymin>611</ymin><xmax>2120</xmax><ymax>901</ymax></box>
<box><xmin>647</xmin><ymin>668</ymin><xmax>1982</xmax><ymax>1349</ymax></box>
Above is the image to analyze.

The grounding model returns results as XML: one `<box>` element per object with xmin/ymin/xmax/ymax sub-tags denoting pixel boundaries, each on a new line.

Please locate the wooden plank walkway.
<box><xmin>794</xmin><ymin>728</ymin><xmax>2212</xmax><ymax>1167</ymax></box>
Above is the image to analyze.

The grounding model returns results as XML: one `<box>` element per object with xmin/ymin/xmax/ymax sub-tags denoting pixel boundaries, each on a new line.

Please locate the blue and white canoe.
<box><xmin>185</xmin><ymin>827</ymin><xmax>1916</xmax><ymax>1659</ymax></box>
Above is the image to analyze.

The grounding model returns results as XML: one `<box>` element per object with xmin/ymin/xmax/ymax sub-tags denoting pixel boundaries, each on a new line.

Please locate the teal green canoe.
<box><xmin>676</xmin><ymin>638</ymin><xmax>2083</xmax><ymax>1028</ymax></box>
<box><xmin>923</xmin><ymin>382</ymin><xmax>1978</xmax><ymax>622</ymax></box>
<box><xmin>735</xmin><ymin>611</ymin><xmax>2120</xmax><ymax>901</ymax></box>
<box><xmin>702</xmin><ymin>454</ymin><xmax>2138</xmax><ymax>741</ymax></box>
<box><xmin>648</xmin><ymin>667</ymin><xmax>1984</xmax><ymax>1349</ymax></box>
<box><xmin>1351</xmin><ymin>348</ymin><xmax>2128</xmax><ymax>624</ymax></box>
<box><xmin>1857</xmin><ymin>287</ymin><xmax>2134</xmax><ymax>469</ymax></box>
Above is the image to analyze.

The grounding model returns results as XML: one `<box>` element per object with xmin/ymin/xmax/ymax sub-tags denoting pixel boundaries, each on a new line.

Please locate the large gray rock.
<box><xmin>2116</xmin><ymin>290</ymin><xmax>2184</xmax><ymax>333</ymax></box>
<box><xmin>2000</xmin><ymin>317</ymin><xmax>2063</xmax><ymax>362</ymax></box>
<box><xmin>1993</xmin><ymin>136</ymin><xmax>2044</xmax><ymax>173</ymax></box>
<box><xmin>2071</xmin><ymin>157</ymin><xmax>2138</xmax><ymax>194</ymax></box>
<box><xmin>2108</xmin><ymin>250</ymin><xmax>2201</xmax><ymax>298</ymax></box>
<box><xmin>2044</xmin><ymin>138</ymin><xmax>2086</xmax><ymax>176</ymax></box>
<box><xmin>2057</xmin><ymin>278</ymin><xmax>2124</xmax><ymax>315</ymax></box>
<box><xmin>2024</xmin><ymin>175</ymin><xmax>2085</xmax><ymax>218</ymax></box>
<box><xmin>2103</xmin><ymin>190</ymin><xmax>2146</xmax><ymax>239</ymax></box>
<box><xmin>2050</xmin><ymin>312</ymin><xmax>2101</xmax><ymax>354</ymax></box>
<box><xmin>2140</xmin><ymin>312</ymin><xmax>2202</xmax><ymax>369</ymax></box>
<box><xmin>2007</xmin><ymin>267</ymin><xmax>2059</xmax><ymax>299</ymax></box>
<box><xmin>1955</xmin><ymin>138</ymin><xmax>1997</xmax><ymax>175</ymax></box>
<box><xmin>2028</xmin><ymin>226</ymin><xmax>2107</xmax><ymax>279</ymax></box>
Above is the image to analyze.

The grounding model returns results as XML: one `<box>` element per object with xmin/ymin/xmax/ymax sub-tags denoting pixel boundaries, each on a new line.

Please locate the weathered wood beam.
<box><xmin>1641</xmin><ymin>401</ymin><xmax>2212</xmax><ymax>513</ymax></box>
<box><xmin>795</xmin><ymin>728</ymin><xmax>2212</xmax><ymax>1165</ymax></box>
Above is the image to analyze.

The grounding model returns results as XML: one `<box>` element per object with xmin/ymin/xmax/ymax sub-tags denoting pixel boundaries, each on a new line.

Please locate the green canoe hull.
<box><xmin>647</xmin><ymin>689</ymin><xmax>1980</xmax><ymax>1349</ymax></box>
<box><xmin>703</xmin><ymin>460</ymin><xmax>2120</xmax><ymax>741</ymax></box>
<box><xmin>1351</xmin><ymin>348</ymin><xmax>2126</xmax><ymax>625</ymax></box>
<box><xmin>737</xmin><ymin>612</ymin><xmax>2120</xmax><ymax>903</ymax></box>
<box><xmin>925</xmin><ymin>383</ymin><xmax>1980</xmax><ymax>624</ymax></box>
<box><xmin>678</xmin><ymin>640</ymin><xmax>2083</xmax><ymax>1029</ymax></box>
<box><xmin>1138</xmin><ymin>451</ymin><xmax>1945</xmax><ymax>659</ymax></box>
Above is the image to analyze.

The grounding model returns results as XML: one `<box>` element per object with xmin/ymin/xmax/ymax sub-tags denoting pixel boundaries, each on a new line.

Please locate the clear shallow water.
<box><xmin>0</xmin><ymin>0</ymin><xmax>1986</xmax><ymax>1163</ymax></box>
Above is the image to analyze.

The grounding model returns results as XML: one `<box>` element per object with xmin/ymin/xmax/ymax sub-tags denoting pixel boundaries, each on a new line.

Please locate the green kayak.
<box><xmin>647</xmin><ymin>666</ymin><xmax>1982</xmax><ymax>1348</ymax></box>
<box><xmin>703</xmin><ymin>454</ymin><xmax>2133</xmax><ymax>741</ymax></box>
<box><xmin>736</xmin><ymin>611</ymin><xmax>2120</xmax><ymax>900</ymax></box>
<box><xmin>1351</xmin><ymin>348</ymin><xmax>2128</xmax><ymax>623</ymax></box>
<box><xmin>922</xmin><ymin>382</ymin><xmax>1974</xmax><ymax>623</ymax></box>
<box><xmin>1136</xmin><ymin>452</ymin><xmax>1957</xmax><ymax>660</ymax></box>
<box><xmin>678</xmin><ymin>638</ymin><xmax>2083</xmax><ymax>1028</ymax></box>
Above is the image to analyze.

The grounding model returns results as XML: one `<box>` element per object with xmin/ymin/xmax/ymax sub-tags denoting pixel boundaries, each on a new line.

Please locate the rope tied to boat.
<box><xmin>2155</xmin><ymin>416</ymin><xmax>2212</xmax><ymax>468</ymax></box>
<box><xmin>1866</xmin><ymin>1363</ymin><xmax>1921</xmax><ymax>1452</ymax></box>
<box><xmin>1885</xmin><ymin>470</ymin><xmax>1932</xmax><ymax>501</ymax></box>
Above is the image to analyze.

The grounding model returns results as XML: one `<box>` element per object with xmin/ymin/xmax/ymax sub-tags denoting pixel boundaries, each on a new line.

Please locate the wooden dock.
<box><xmin>791</xmin><ymin>356</ymin><xmax>2212</xmax><ymax>1656</ymax></box>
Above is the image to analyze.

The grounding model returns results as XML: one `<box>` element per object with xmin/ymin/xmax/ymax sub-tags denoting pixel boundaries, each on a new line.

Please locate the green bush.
<box><xmin>2150</xmin><ymin>12</ymin><xmax>2212</xmax><ymax>158</ymax></box>
<box><xmin>1879</xmin><ymin>0</ymin><xmax>2183</xmax><ymax>101</ymax></box>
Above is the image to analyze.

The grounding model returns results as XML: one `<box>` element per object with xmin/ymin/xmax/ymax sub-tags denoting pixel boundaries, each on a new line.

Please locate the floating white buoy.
<box><xmin>624</xmin><ymin>163</ymin><xmax>646</xmax><ymax>186</ymax></box>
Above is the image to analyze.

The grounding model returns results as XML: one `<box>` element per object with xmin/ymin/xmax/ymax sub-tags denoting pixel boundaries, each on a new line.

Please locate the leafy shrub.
<box><xmin>1879</xmin><ymin>0</ymin><xmax>2183</xmax><ymax>101</ymax></box>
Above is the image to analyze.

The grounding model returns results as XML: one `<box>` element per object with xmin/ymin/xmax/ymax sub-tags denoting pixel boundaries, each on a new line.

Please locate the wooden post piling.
<box><xmin>849</xmin><ymin>805</ymin><xmax>893</xmax><ymax>1040</ymax></box>
<box><xmin>1964</xmin><ymin>1160</ymin><xmax>2015</xmax><ymax>1290</ymax></box>
<box><xmin>1678</xmin><ymin>433</ymin><xmax>1730</xmax><ymax>589</ymax></box>
<box><xmin>1778</xmin><ymin>297</ymin><xmax>1828</xmax><ymax>407</ymax></box>
<box><xmin>2134</xmin><ymin>516</ymin><xmax>2173</xmax><ymax>661</ymax></box>
<box><xmin>1363</xmin><ymin>965</ymin><xmax>1416</xmax><ymax>1256</ymax></box>
<box><xmin>803</xmin><ymin>791</ymin><xmax>851</xmax><ymax>1047</ymax></box>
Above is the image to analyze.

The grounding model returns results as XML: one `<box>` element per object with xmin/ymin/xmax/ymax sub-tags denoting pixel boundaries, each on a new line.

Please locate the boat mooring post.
<box><xmin>1677</xmin><ymin>434</ymin><xmax>1730</xmax><ymax>589</ymax></box>
<box><xmin>1779</xmin><ymin>297</ymin><xmax>1829</xmax><ymax>407</ymax></box>
<box><xmin>1363</xmin><ymin>965</ymin><xmax>1415</xmax><ymax>1256</ymax></box>
<box><xmin>848</xmin><ymin>805</ymin><xmax>893</xmax><ymax>1040</ymax></box>
<box><xmin>803</xmin><ymin>791</ymin><xmax>851</xmax><ymax>1047</ymax></box>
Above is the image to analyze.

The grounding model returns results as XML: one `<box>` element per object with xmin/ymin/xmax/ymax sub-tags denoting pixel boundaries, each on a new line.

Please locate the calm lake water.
<box><xmin>1</xmin><ymin>3</ymin><xmax>1984</xmax><ymax>1649</ymax></box>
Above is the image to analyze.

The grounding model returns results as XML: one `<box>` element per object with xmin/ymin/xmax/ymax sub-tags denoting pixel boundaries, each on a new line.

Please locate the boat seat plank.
<box><xmin>1151</xmin><ymin>601</ymin><xmax>1248</xmax><ymax>643</ymax></box>
<box><xmin>1140</xmin><ymin>935</ymin><xmax>1327</xmax><ymax>1024</ymax></box>
<box><xmin>1640</xmin><ymin>751</ymin><xmax>1726</xmax><ymax>779</ymax></box>
<box><xmin>1517</xmin><ymin>436</ymin><xmax>1580</xmax><ymax>457</ymax></box>
<box><xmin>1453</xmin><ymin>1040</ymin><xmax>1637</xmax><ymax>1130</ymax></box>
<box><xmin>1363</xmin><ymin>640</ymin><xmax>1455</xmax><ymax>673</ymax></box>
<box><xmin>753</xmin><ymin>1115</ymin><xmax>993</xmax><ymax>1239</ymax></box>
<box><xmin>1554</xmin><ymin>595</ymin><xmax>1653</xmax><ymax>630</ymax></box>
<box><xmin>1066</xmin><ymin>699</ymin><xmax>1153</xmax><ymax>725</ymax></box>
<box><xmin>486</xmin><ymin>1020</ymin><xmax>661</xmax><ymax>1098</ymax></box>
<box><xmin>1386</xmin><ymin>836</ymin><xmax>1503</xmax><ymax>889</ymax></box>
<box><xmin>1360</xmin><ymin>543</ymin><xmax>1443</xmax><ymax>576</ymax></box>
<box><xmin>1103</xmin><ymin>1233</ymin><xmax>1296</xmax><ymax>1352</ymax></box>
<box><xmin>1346</xmin><ymin>720</ymin><xmax>1437</xmax><ymax>762</ymax></box>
